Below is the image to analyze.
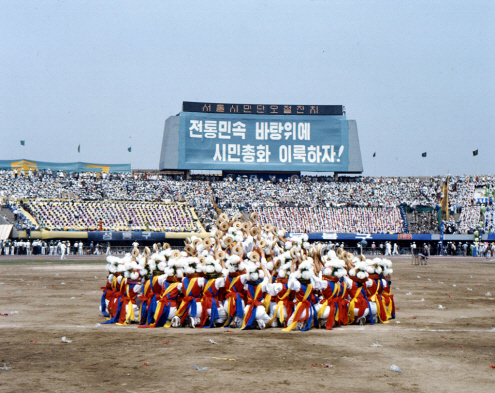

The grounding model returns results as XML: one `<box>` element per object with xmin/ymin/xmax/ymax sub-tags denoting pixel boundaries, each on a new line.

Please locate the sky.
<box><xmin>1</xmin><ymin>0</ymin><xmax>494</xmax><ymax>176</ymax></box>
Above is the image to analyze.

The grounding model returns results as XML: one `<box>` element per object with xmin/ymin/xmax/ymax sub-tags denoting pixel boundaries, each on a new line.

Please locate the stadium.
<box><xmin>1</xmin><ymin>101</ymin><xmax>494</xmax><ymax>253</ymax></box>
<box><xmin>1</xmin><ymin>101</ymin><xmax>494</xmax><ymax>392</ymax></box>
<box><xmin>2</xmin><ymin>2</ymin><xmax>494</xmax><ymax>392</ymax></box>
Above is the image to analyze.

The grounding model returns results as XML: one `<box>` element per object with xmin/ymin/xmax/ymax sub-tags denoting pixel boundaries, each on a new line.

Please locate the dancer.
<box><xmin>223</xmin><ymin>254</ymin><xmax>247</xmax><ymax>328</ymax></box>
<box><xmin>344</xmin><ymin>259</ymin><xmax>375</xmax><ymax>325</ymax></box>
<box><xmin>240</xmin><ymin>261</ymin><xmax>272</xmax><ymax>330</ymax></box>
<box><xmin>266</xmin><ymin>256</ymin><xmax>294</xmax><ymax>328</ymax></box>
<box><xmin>283</xmin><ymin>259</ymin><xmax>319</xmax><ymax>332</ymax></box>
<box><xmin>315</xmin><ymin>251</ymin><xmax>349</xmax><ymax>329</ymax></box>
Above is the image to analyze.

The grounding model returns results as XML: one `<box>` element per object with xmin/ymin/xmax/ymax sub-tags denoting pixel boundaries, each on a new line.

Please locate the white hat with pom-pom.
<box><xmin>294</xmin><ymin>259</ymin><xmax>314</xmax><ymax>281</ymax></box>
<box><xmin>245</xmin><ymin>261</ymin><xmax>264</xmax><ymax>282</ymax></box>
<box><xmin>380</xmin><ymin>259</ymin><xmax>393</xmax><ymax>277</ymax></box>
<box><xmin>202</xmin><ymin>255</ymin><xmax>223</xmax><ymax>276</ymax></box>
<box><xmin>348</xmin><ymin>260</ymin><xmax>371</xmax><ymax>281</ymax></box>
<box><xmin>321</xmin><ymin>256</ymin><xmax>347</xmax><ymax>279</ymax></box>
<box><xmin>184</xmin><ymin>257</ymin><xmax>203</xmax><ymax>275</ymax></box>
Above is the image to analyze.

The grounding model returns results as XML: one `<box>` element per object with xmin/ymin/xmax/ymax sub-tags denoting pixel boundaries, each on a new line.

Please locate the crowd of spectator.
<box><xmin>442</xmin><ymin>220</ymin><xmax>459</xmax><ymax>234</ymax></box>
<box><xmin>212</xmin><ymin>176</ymin><xmax>442</xmax><ymax>209</ymax></box>
<box><xmin>458</xmin><ymin>205</ymin><xmax>481</xmax><ymax>234</ymax></box>
<box><xmin>22</xmin><ymin>200</ymin><xmax>201</xmax><ymax>232</ymax></box>
<box><xmin>249</xmin><ymin>206</ymin><xmax>404</xmax><ymax>234</ymax></box>
<box><xmin>408</xmin><ymin>211</ymin><xmax>439</xmax><ymax>234</ymax></box>
<box><xmin>448</xmin><ymin>181</ymin><xmax>475</xmax><ymax>213</ymax></box>
<box><xmin>483</xmin><ymin>207</ymin><xmax>495</xmax><ymax>234</ymax></box>
<box><xmin>0</xmin><ymin>169</ymin><xmax>494</xmax><ymax>234</ymax></box>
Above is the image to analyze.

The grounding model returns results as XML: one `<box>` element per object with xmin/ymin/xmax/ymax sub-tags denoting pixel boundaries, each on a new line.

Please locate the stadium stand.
<box><xmin>408</xmin><ymin>210</ymin><xmax>438</xmax><ymax>234</ymax></box>
<box><xmin>458</xmin><ymin>205</ymin><xmax>481</xmax><ymax>234</ymax></box>
<box><xmin>484</xmin><ymin>207</ymin><xmax>495</xmax><ymax>234</ymax></box>
<box><xmin>23</xmin><ymin>200</ymin><xmax>202</xmax><ymax>232</ymax></box>
<box><xmin>249</xmin><ymin>206</ymin><xmax>404</xmax><ymax>234</ymax></box>
<box><xmin>1</xmin><ymin>169</ymin><xmax>494</xmax><ymax>234</ymax></box>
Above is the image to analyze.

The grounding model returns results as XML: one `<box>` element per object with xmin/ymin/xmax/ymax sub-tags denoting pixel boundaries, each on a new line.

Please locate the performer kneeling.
<box><xmin>365</xmin><ymin>258</ymin><xmax>389</xmax><ymax>324</ymax></box>
<box><xmin>315</xmin><ymin>252</ymin><xmax>349</xmax><ymax>329</ymax></box>
<box><xmin>223</xmin><ymin>254</ymin><xmax>247</xmax><ymax>328</ymax></box>
<box><xmin>100</xmin><ymin>256</ymin><xmax>120</xmax><ymax>318</ymax></box>
<box><xmin>344</xmin><ymin>259</ymin><xmax>376</xmax><ymax>325</ymax></box>
<box><xmin>240</xmin><ymin>261</ymin><xmax>272</xmax><ymax>330</ymax></box>
<box><xmin>283</xmin><ymin>258</ymin><xmax>319</xmax><ymax>332</ymax></box>
<box><xmin>266</xmin><ymin>256</ymin><xmax>294</xmax><ymax>328</ymax></box>
<box><xmin>379</xmin><ymin>259</ymin><xmax>395</xmax><ymax>321</ymax></box>
<box><xmin>140</xmin><ymin>252</ymin><xmax>183</xmax><ymax>328</ymax></box>
<box><xmin>103</xmin><ymin>256</ymin><xmax>142</xmax><ymax>325</ymax></box>
<box><xmin>196</xmin><ymin>256</ymin><xmax>227</xmax><ymax>328</ymax></box>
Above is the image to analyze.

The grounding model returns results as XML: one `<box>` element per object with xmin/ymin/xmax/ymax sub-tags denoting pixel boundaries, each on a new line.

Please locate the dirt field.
<box><xmin>1</xmin><ymin>255</ymin><xmax>494</xmax><ymax>393</ymax></box>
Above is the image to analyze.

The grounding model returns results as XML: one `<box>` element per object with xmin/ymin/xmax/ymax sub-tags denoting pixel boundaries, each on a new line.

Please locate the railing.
<box><xmin>2</xmin><ymin>245</ymin><xmax>479</xmax><ymax>258</ymax></box>
<box><xmin>0</xmin><ymin>245</ymin><xmax>182</xmax><ymax>257</ymax></box>
<box><xmin>346</xmin><ymin>247</ymin><xmax>414</xmax><ymax>256</ymax></box>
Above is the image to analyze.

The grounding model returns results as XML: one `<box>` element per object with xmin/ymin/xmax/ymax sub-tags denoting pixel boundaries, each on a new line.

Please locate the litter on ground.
<box><xmin>390</xmin><ymin>365</ymin><xmax>402</xmax><ymax>373</ymax></box>
<box><xmin>194</xmin><ymin>364</ymin><xmax>207</xmax><ymax>370</ymax></box>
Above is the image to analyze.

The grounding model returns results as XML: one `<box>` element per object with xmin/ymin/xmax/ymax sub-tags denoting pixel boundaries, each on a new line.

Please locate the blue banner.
<box><xmin>88</xmin><ymin>231</ymin><xmax>166</xmax><ymax>242</ymax></box>
<box><xmin>178</xmin><ymin>112</ymin><xmax>349</xmax><ymax>171</ymax></box>
<box><xmin>293</xmin><ymin>233</ymin><xmax>433</xmax><ymax>241</ymax></box>
<box><xmin>0</xmin><ymin>159</ymin><xmax>130</xmax><ymax>173</ymax></box>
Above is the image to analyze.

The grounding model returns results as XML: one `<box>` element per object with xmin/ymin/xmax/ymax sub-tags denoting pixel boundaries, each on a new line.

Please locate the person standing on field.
<box><xmin>60</xmin><ymin>241</ymin><xmax>67</xmax><ymax>260</ymax></box>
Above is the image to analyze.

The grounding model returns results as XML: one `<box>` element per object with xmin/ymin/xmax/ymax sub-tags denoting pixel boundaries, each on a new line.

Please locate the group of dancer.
<box><xmin>99</xmin><ymin>212</ymin><xmax>395</xmax><ymax>331</ymax></box>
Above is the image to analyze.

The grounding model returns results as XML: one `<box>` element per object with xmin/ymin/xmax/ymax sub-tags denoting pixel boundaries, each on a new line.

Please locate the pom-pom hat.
<box><xmin>348</xmin><ymin>260</ymin><xmax>372</xmax><ymax>281</ymax></box>
<box><xmin>321</xmin><ymin>255</ymin><xmax>347</xmax><ymax>278</ymax></box>
<box><xmin>202</xmin><ymin>255</ymin><xmax>223</xmax><ymax>277</ymax></box>
<box><xmin>380</xmin><ymin>259</ymin><xmax>393</xmax><ymax>277</ymax></box>
<box><xmin>368</xmin><ymin>258</ymin><xmax>383</xmax><ymax>276</ymax></box>
<box><xmin>294</xmin><ymin>259</ymin><xmax>314</xmax><ymax>281</ymax></box>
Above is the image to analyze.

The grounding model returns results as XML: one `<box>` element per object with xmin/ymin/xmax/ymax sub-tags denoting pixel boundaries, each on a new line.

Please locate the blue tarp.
<box><xmin>0</xmin><ymin>159</ymin><xmax>130</xmax><ymax>173</ymax></box>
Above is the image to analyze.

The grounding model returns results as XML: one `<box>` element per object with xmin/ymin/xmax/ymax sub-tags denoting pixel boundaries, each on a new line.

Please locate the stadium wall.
<box><xmin>13</xmin><ymin>230</ymin><xmax>487</xmax><ymax>242</ymax></box>
<box><xmin>13</xmin><ymin>230</ymin><xmax>209</xmax><ymax>241</ymax></box>
<box><xmin>159</xmin><ymin>116</ymin><xmax>180</xmax><ymax>171</ymax></box>
<box><xmin>15</xmin><ymin>230</ymin><xmax>88</xmax><ymax>240</ymax></box>
<box><xmin>347</xmin><ymin>120</ymin><xmax>363</xmax><ymax>173</ymax></box>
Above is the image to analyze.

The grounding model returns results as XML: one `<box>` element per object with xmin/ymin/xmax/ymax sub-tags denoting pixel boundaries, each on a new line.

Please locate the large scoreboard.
<box><xmin>182</xmin><ymin>101</ymin><xmax>345</xmax><ymax>116</ymax></box>
<box><xmin>159</xmin><ymin>102</ymin><xmax>363</xmax><ymax>174</ymax></box>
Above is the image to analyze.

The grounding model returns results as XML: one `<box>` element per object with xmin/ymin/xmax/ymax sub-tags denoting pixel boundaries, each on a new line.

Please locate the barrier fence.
<box><xmin>0</xmin><ymin>245</ymin><xmax>182</xmax><ymax>257</ymax></box>
<box><xmin>0</xmin><ymin>244</ymin><xmax>488</xmax><ymax>258</ymax></box>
